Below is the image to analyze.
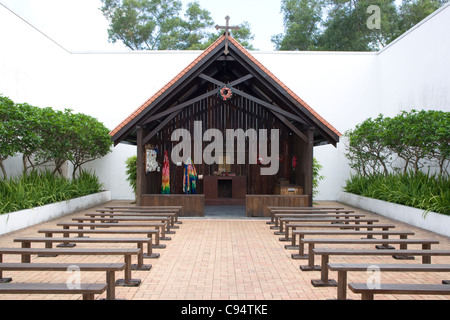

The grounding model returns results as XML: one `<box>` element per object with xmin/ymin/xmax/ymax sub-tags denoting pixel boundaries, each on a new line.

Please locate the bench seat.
<box><xmin>38</xmin><ymin>228</ymin><xmax>165</xmax><ymax>248</ymax></box>
<box><xmin>287</xmin><ymin>223</ymin><xmax>396</xmax><ymax>247</ymax></box>
<box><xmin>349</xmin><ymin>283</ymin><xmax>450</xmax><ymax>300</ymax></box>
<box><xmin>14</xmin><ymin>237</ymin><xmax>155</xmax><ymax>270</ymax></box>
<box><xmin>297</xmin><ymin>238</ymin><xmax>440</xmax><ymax>270</ymax></box>
<box><xmin>0</xmin><ymin>262</ymin><xmax>125</xmax><ymax>300</ymax></box>
<box><xmin>71</xmin><ymin>216</ymin><xmax>174</xmax><ymax>234</ymax></box>
<box><xmin>0</xmin><ymin>248</ymin><xmax>142</xmax><ymax>287</ymax></box>
<box><xmin>327</xmin><ymin>263</ymin><xmax>450</xmax><ymax>300</ymax></box>
<box><xmin>285</xmin><ymin>229</ymin><xmax>415</xmax><ymax>251</ymax></box>
<box><xmin>56</xmin><ymin>222</ymin><xmax>170</xmax><ymax>240</ymax></box>
<box><xmin>0</xmin><ymin>282</ymin><xmax>107</xmax><ymax>300</ymax></box>
<box><xmin>309</xmin><ymin>249</ymin><xmax>450</xmax><ymax>291</ymax></box>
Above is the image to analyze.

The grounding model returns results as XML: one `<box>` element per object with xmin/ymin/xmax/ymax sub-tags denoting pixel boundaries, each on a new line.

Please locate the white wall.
<box><xmin>378</xmin><ymin>4</ymin><xmax>450</xmax><ymax>116</ymax></box>
<box><xmin>1</xmin><ymin>3</ymin><xmax>449</xmax><ymax>201</ymax></box>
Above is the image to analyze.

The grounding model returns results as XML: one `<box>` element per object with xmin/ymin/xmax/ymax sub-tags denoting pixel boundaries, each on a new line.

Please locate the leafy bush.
<box><xmin>344</xmin><ymin>171</ymin><xmax>450</xmax><ymax>215</ymax></box>
<box><xmin>125</xmin><ymin>155</ymin><xmax>137</xmax><ymax>195</ymax></box>
<box><xmin>0</xmin><ymin>95</ymin><xmax>113</xmax><ymax>179</ymax></box>
<box><xmin>345</xmin><ymin>110</ymin><xmax>449</xmax><ymax>176</ymax></box>
<box><xmin>0</xmin><ymin>170</ymin><xmax>104</xmax><ymax>214</ymax></box>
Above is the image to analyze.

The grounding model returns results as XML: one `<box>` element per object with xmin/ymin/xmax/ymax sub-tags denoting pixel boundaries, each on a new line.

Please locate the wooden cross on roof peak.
<box><xmin>215</xmin><ymin>16</ymin><xmax>240</xmax><ymax>55</ymax></box>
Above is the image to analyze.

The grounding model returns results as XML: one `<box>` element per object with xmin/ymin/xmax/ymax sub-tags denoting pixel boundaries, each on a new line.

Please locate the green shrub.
<box><xmin>344</xmin><ymin>171</ymin><xmax>450</xmax><ymax>215</ymax></box>
<box><xmin>0</xmin><ymin>170</ymin><xmax>104</xmax><ymax>214</ymax></box>
<box><xmin>125</xmin><ymin>155</ymin><xmax>137</xmax><ymax>195</ymax></box>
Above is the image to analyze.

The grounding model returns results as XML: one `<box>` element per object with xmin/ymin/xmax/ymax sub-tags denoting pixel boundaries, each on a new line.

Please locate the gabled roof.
<box><xmin>110</xmin><ymin>35</ymin><xmax>341</xmax><ymax>146</ymax></box>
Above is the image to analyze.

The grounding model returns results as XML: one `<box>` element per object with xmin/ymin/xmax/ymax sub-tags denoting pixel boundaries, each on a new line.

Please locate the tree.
<box><xmin>14</xmin><ymin>103</ymin><xmax>45</xmax><ymax>175</ymax></box>
<box><xmin>68</xmin><ymin>113</ymin><xmax>113</xmax><ymax>179</ymax></box>
<box><xmin>100</xmin><ymin>0</ymin><xmax>255</xmax><ymax>50</ymax></box>
<box><xmin>272</xmin><ymin>0</ymin><xmax>325</xmax><ymax>51</ymax></box>
<box><xmin>273</xmin><ymin>0</ymin><xmax>447</xmax><ymax>51</ymax></box>
<box><xmin>397</xmin><ymin>0</ymin><xmax>445</xmax><ymax>36</ymax></box>
<box><xmin>0</xmin><ymin>96</ymin><xmax>21</xmax><ymax>179</ymax></box>
<box><xmin>344</xmin><ymin>114</ymin><xmax>392</xmax><ymax>176</ymax></box>
<box><xmin>34</xmin><ymin>108</ymin><xmax>74</xmax><ymax>176</ymax></box>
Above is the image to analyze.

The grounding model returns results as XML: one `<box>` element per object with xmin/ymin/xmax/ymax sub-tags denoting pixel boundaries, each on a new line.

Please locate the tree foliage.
<box><xmin>345</xmin><ymin>110</ymin><xmax>450</xmax><ymax>176</ymax></box>
<box><xmin>0</xmin><ymin>96</ymin><xmax>113</xmax><ymax>180</ymax></box>
<box><xmin>273</xmin><ymin>0</ymin><xmax>448</xmax><ymax>51</ymax></box>
<box><xmin>100</xmin><ymin>0</ymin><xmax>255</xmax><ymax>50</ymax></box>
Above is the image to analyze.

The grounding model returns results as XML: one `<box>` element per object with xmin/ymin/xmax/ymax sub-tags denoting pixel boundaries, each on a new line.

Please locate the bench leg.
<box><xmin>21</xmin><ymin>242</ymin><xmax>31</xmax><ymax>263</ymax></box>
<box><xmin>337</xmin><ymin>271</ymin><xmax>348</xmax><ymax>300</ymax></box>
<box><xmin>143</xmin><ymin>238</ymin><xmax>160</xmax><ymax>259</ymax></box>
<box><xmin>106</xmin><ymin>271</ymin><xmax>116</xmax><ymax>300</ymax></box>
<box><xmin>279</xmin><ymin>225</ymin><xmax>291</xmax><ymax>242</ymax></box>
<box><xmin>422</xmin><ymin>244</ymin><xmax>431</xmax><ymax>264</ymax></box>
<box><xmin>291</xmin><ymin>235</ymin><xmax>308</xmax><ymax>259</ymax></box>
<box><xmin>300</xmin><ymin>244</ymin><xmax>320</xmax><ymax>271</ymax></box>
<box><xmin>131</xmin><ymin>244</ymin><xmax>152</xmax><ymax>271</ymax></box>
<box><xmin>152</xmin><ymin>233</ymin><xmax>166</xmax><ymax>249</ymax></box>
<box><xmin>311</xmin><ymin>255</ymin><xmax>337</xmax><ymax>287</ymax></box>
<box><xmin>116</xmin><ymin>255</ymin><xmax>141</xmax><ymax>287</ymax></box>
<box><xmin>159</xmin><ymin>226</ymin><xmax>171</xmax><ymax>241</ymax></box>
<box><xmin>0</xmin><ymin>255</ymin><xmax>12</xmax><ymax>283</ymax></box>
<box><xmin>83</xmin><ymin>293</ymin><xmax>95</xmax><ymax>300</ymax></box>
<box><xmin>361</xmin><ymin>292</ymin><xmax>374</xmax><ymax>300</ymax></box>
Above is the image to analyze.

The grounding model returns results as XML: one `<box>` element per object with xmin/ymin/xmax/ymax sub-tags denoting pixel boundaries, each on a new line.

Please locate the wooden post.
<box><xmin>304</xmin><ymin>128</ymin><xmax>314</xmax><ymax>207</ymax></box>
<box><xmin>136</xmin><ymin>126</ymin><xmax>144</xmax><ymax>206</ymax></box>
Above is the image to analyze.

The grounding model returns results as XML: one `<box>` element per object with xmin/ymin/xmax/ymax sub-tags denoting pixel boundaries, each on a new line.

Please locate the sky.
<box><xmin>0</xmin><ymin>0</ymin><xmax>285</xmax><ymax>52</ymax></box>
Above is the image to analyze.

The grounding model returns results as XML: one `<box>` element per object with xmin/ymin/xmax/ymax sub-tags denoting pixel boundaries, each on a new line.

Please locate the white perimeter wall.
<box><xmin>1</xmin><ymin>4</ymin><xmax>449</xmax><ymax>201</ymax></box>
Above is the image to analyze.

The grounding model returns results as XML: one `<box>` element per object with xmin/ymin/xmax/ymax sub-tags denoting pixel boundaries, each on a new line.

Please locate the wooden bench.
<box><xmin>276</xmin><ymin>217</ymin><xmax>378</xmax><ymax>236</ymax></box>
<box><xmin>270</xmin><ymin>210</ymin><xmax>355</xmax><ymax>228</ymax></box>
<box><xmin>266</xmin><ymin>206</ymin><xmax>345</xmax><ymax>224</ymax></box>
<box><xmin>276</xmin><ymin>214</ymin><xmax>367</xmax><ymax>238</ymax></box>
<box><xmin>311</xmin><ymin>248</ymin><xmax>450</xmax><ymax>289</ymax></box>
<box><xmin>288</xmin><ymin>229</ymin><xmax>415</xmax><ymax>254</ymax></box>
<box><xmin>0</xmin><ymin>248</ymin><xmax>142</xmax><ymax>287</ymax></box>
<box><xmin>72</xmin><ymin>216</ymin><xmax>174</xmax><ymax>234</ymax></box>
<box><xmin>89</xmin><ymin>211</ymin><xmax>178</xmax><ymax>228</ymax></box>
<box><xmin>38</xmin><ymin>228</ymin><xmax>165</xmax><ymax>250</ymax></box>
<box><xmin>0</xmin><ymin>262</ymin><xmax>125</xmax><ymax>300</ymax></box>
<box><xmin>297</xmin><ymin>238</ymin><xmax>440</xmax><ymax>270</ymax></box>
<box><xmin>13</xmin><ymin>237</ymin><xmax>153</xmax><ymax>270</ymax></box>
<box><xmin>286</xmin><ymin>223</ymin><xmax>397</xmax><ymax>247</ymax></box>
<box><xmin>349</xmin><ymin>283</ymin><xmax>450</xmax><ymax>300</ymax></box>
<box><xmin>56</xmin><ymin>222</ymin><xmax>170</xmax><ymax>241</ymax></box>
<box><xmin>327</xmin><ymin>263</ymin><xmax>450</xmax><ymax>300</ymax></box>
<box><xmin>103</xmin><ymin>206</ymin><xmax>183</xmax><ymax>224</ymax></box>
<box><xmin>0</xmin><ymin>283</ymin><xmax>107</xmax><ymax>300</ymax></box>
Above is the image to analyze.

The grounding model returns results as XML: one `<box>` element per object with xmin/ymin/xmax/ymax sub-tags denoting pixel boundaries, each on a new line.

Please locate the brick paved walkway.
<box><xmin>0</xmin><ymin>201</ymin><xmax>449</xmax><ymax>300</ymax></box>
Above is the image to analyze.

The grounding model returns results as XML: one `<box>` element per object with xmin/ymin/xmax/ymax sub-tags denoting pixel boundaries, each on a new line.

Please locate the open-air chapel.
<box><xmin>110</xmin><ymin>32</ymin><xmax>341</xmax><ymax>217</ymax></box>
<box><xmin>0</xmin><ymin>2</ymin><xmax>449</xmax><ymax>303</ymax></box>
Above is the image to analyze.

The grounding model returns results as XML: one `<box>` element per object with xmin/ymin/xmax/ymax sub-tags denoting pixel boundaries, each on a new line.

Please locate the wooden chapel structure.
<box><xmin>110</xmin><ymin>27</ymin><xmax>341</xmax><ymax>217</ymax></box>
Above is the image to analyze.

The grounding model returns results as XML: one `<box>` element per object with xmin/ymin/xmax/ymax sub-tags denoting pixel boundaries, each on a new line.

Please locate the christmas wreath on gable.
<box><xmin>219</xmin><ymin>86</ymin><xmax>233</xmax><ymax>101</ymax></box>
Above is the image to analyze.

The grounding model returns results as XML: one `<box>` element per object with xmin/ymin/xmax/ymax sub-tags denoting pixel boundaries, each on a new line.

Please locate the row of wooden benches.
<box><xmin>0</xmin><ymin>205</ymin><xmax>183</xmax><ymax>300</ymax></box>
<box><xmin>267</xmin><ymin>206</ymin><xmax>450</xmax><ymax>300</ymax></box>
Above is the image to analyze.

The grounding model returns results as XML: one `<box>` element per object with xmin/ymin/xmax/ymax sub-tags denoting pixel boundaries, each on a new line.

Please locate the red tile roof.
<box><xmin>228</xmin><ymin>37</ymin><xmax>342</xmax><ymax>138</ymax></box>
<box><xmin>110</xmin><ymin>35</ymin><xmax>226</xmax><ymax>138</ymax></box>
<box><xmin>110</xmin><ymin>35</ymin><xmax>341</xmax><ymax>140</ymax></box>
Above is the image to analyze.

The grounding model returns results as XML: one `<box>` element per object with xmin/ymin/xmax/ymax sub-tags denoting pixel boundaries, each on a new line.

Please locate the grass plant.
<box><xmin>0</xmin><ymin>170</ymin><xmax>103</xmax><ymax>214</ymax></box>
<box><xmin>344</xmin><ymin>171</ymin><xmax>449</xmax><ymax>215</ymax></box>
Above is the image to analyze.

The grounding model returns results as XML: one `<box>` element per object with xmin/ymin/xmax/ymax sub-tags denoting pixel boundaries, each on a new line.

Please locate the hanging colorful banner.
<box><xmin>183</xmin><ymin>157</ymin><xmax>197</xmax><ymax>194</ymax></box>
<box><xmin>161</xmin><ymin>150</ymin><xmax>170</xmax><ymax>194</ymax></box>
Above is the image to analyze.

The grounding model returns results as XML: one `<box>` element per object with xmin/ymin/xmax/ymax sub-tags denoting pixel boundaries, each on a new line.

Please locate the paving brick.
<box><xmin>0</xmin><ymin>200</ymin><xmax>448</xmax><ymax>300</ymax></box>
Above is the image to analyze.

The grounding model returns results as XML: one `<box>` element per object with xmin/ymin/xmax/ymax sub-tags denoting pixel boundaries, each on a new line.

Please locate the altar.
<box><xmin>203</xmin><ymin>175</ymin><xmax>246</xmax><ymax>206</ymax></box>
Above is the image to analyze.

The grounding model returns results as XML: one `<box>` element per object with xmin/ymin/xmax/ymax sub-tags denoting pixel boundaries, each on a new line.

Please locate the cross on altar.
<box><xmin>215</xmin><ymin>16</ymin><xmax>240</xmax><ymax>55</ymax></box>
